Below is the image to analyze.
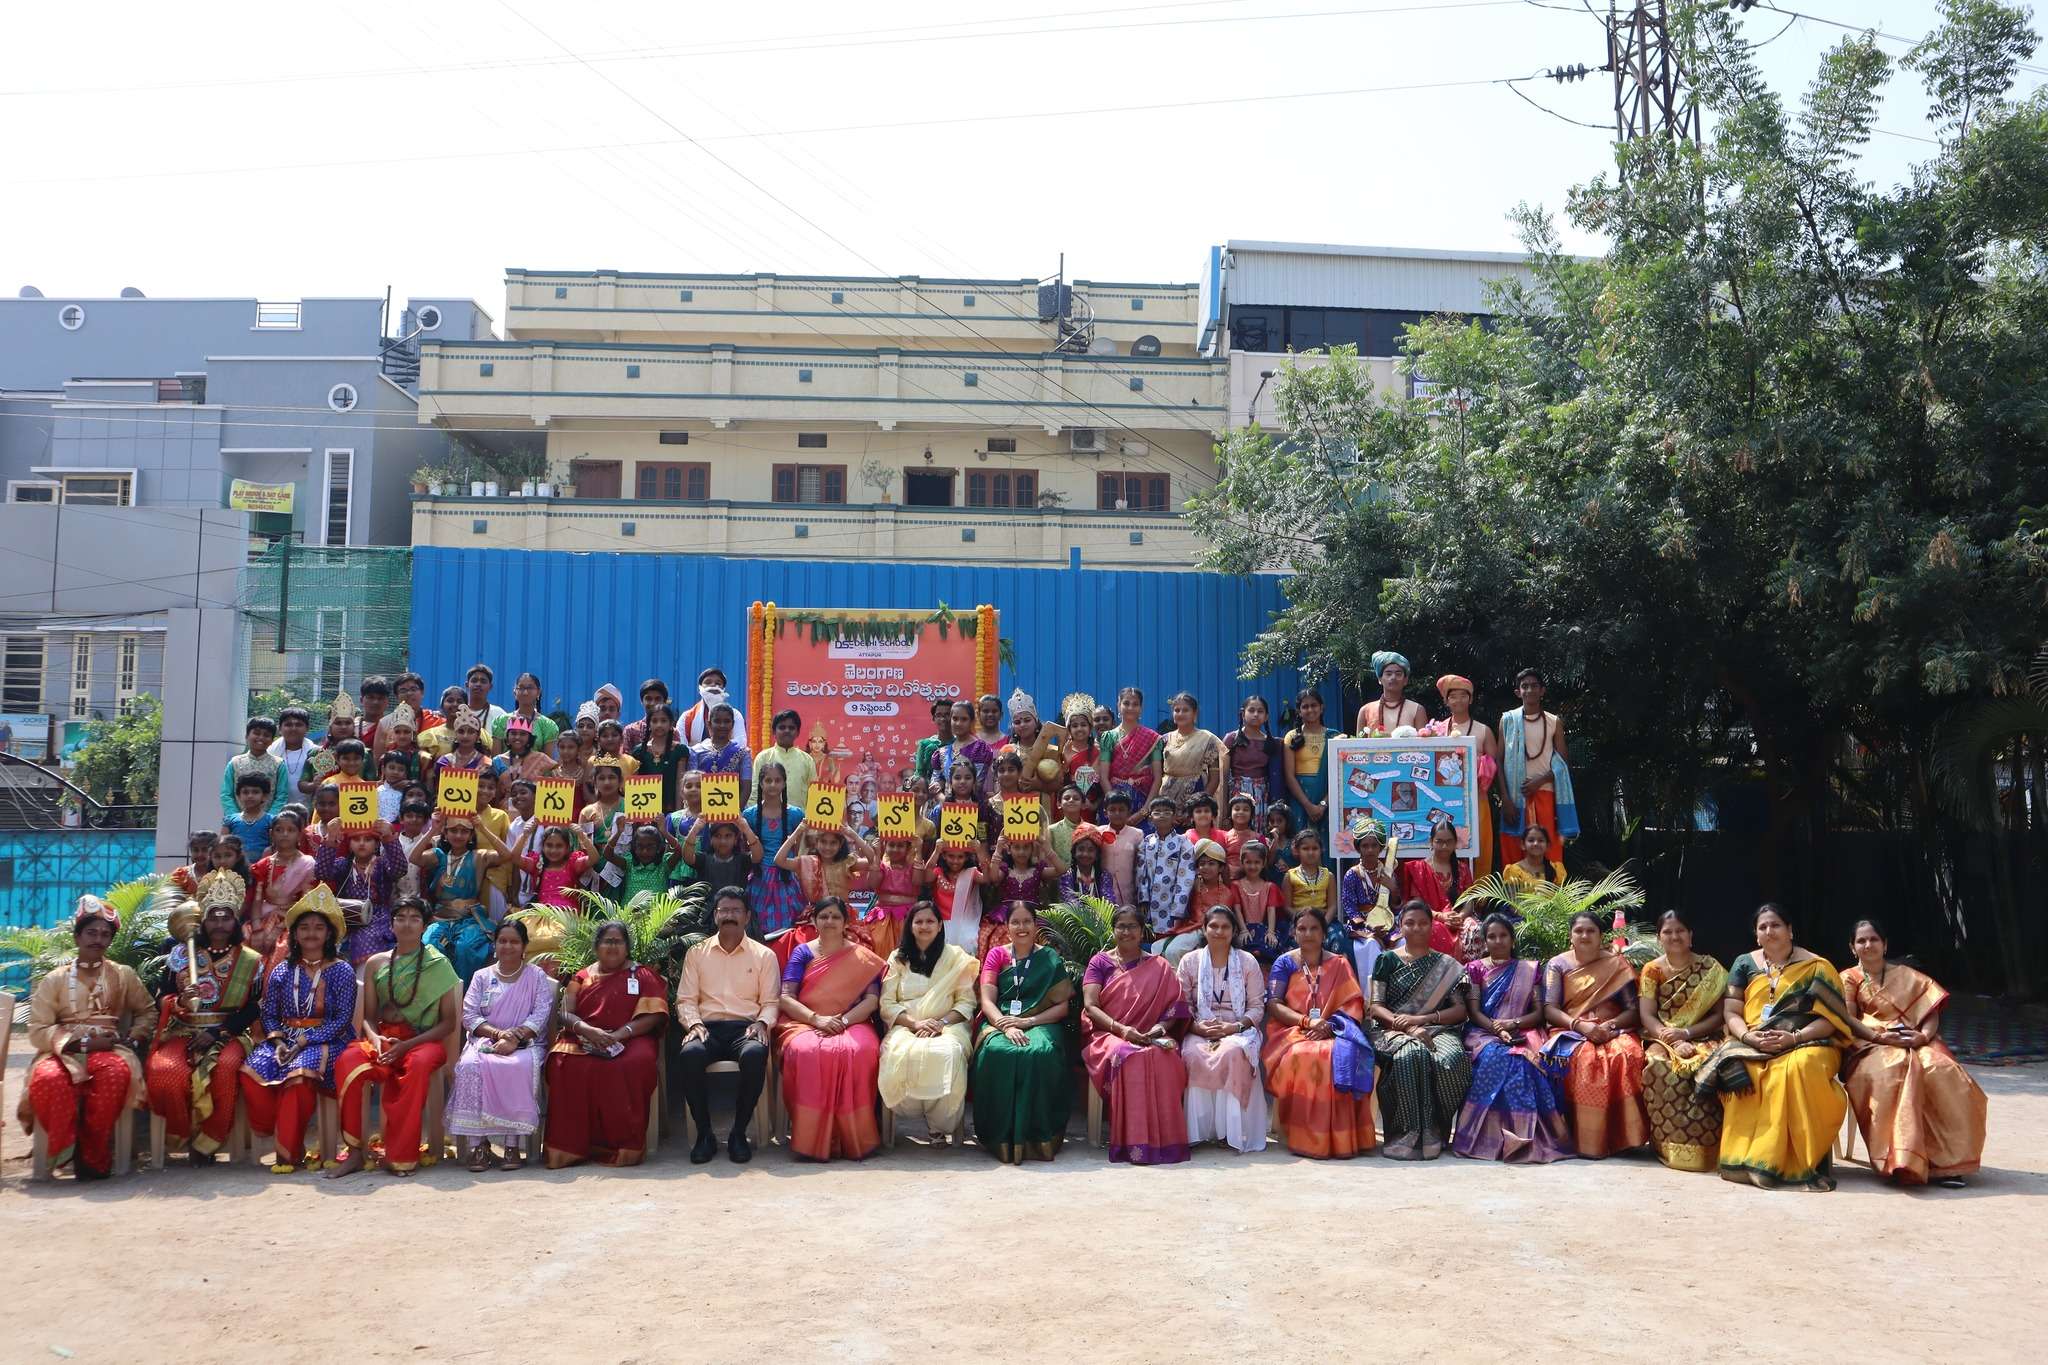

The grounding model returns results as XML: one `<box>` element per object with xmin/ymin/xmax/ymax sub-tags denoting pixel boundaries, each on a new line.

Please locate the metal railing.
<box><xmin>0</xmin><ymin>752</ymin><xmax>155</xmax><ymax>831</ymax></box>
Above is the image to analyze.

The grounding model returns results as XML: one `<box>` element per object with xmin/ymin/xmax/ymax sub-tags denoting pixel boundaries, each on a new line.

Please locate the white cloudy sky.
<box><xmin>0</xmin><ymin>0</ymin><xmax>2036</xmax><ymax>313</ymax></box>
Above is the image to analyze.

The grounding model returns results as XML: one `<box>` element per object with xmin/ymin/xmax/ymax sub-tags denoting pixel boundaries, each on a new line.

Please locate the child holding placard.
<box><xmin>580</xmin><ymin>763</ymin><xmax>628</xmax><ymax>853</ymax></box>
<box><xmin>411</xmin><ymin>812</ymin><xmax>509</xmax><ymax>985</ymax></box>
<box><xmin>928</xmin><ymin>761</ymin><xmax>996</xmax><ymax>846</ymax></box>
<box><xmin>313</xmin><ymin>816</ymin><xmax>406</xmax><ymax>965</ymax></box>
<box><xmin>926</xmin><ymin>837</ymin><xmax>989</xmax><ymax>958</ymax></box>
<box><xmin>743</xmin><ymin>760</ymin><xmax>802</xmax><ymax>942</ymax></box>
<box><xmin>507</xmin><ymin>821</ymin><xmax>594</xmax><ymax>913</ymax></box>
<box><xmin>1057</xmin><ymin>824</ymin><xmax>1117</xmax><ymax>904</ymax></box>
<box><xmin>867</xmin><ymin>833</ymin><xmax>926</xmax><ymax>961</ymax></box>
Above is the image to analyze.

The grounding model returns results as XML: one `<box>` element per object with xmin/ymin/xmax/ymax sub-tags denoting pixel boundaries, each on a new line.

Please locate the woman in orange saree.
<box><xmin>774</xmin><ymin>896</ymin><xmax>886</xmax><ymax>1161</ymax></box>
<box><xmin>1080</xmin><ymin>905</ymin><xmax>1191</xmax><ymax>1164</ymax></box>
<box><xmin>1540</xmin><ymin>911</ymin><xmax>1648</xmax><ymax>1157</ymax></box>
<box><xmin>1262</xmin><ymin>907</ymin><xmax>1375</xmax><ymax>1159</ymax></box>
<box><xmin>1841</xmin><ymin>918</ymin><xmax>1986</xmax><ymax>1187</ymax></box>
<box><xmin>543</xmin><ymin>921</ymin><xmax>668</xmax><ymax>1169</ymax></box>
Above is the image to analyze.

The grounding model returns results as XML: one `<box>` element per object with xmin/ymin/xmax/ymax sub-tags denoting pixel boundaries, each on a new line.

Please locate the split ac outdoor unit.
<box><xmin>1067</xmin><ymin>427</ymin><xmax>1105</xmax><ymax>454</ymax></box>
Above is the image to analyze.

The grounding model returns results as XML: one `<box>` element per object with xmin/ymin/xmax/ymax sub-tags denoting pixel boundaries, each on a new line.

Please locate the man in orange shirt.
<box><xmin>675</xmin><ymin>887</ymin><xmax>779</xmax><ymax>1164</ymax></box>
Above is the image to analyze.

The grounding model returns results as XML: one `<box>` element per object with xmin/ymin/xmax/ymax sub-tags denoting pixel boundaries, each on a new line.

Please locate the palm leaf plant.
<box><xmin>1455</xmin><ymin>866</ymin><xmax>1657</xmax><ymax>965</ymax></box>
<box><xmin>1040</xmin><ymin>895</ymin><xmax>1116</xmax><ymax>994</ymax></box>
<box><xmin>516</xmin><ymin>882</ymin><xmax>709</xmax><ymax>987</ymax></box>
<box><xmin>2</xmin><ymin>873</ymin><xmax>174</xmax><ymax>1021</ymax></box>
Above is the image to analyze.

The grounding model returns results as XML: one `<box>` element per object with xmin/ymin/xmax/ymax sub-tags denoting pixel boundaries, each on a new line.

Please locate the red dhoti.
<box><xmin>1502</xmin><ymin>787</ymin><xmax>1565</xmax><ymax>876</ymax></box>
<box><xmin>336</xmin><ymin>1025</ymin><xmax>448</xmax><ymax>1171</ymax></box>
<box><xmin>145</xmin><ymin>1035</ymin><xmax>249</xmax><ymax>1155</ymax></box>
<box><xmin>238</xmin><ymin>1070</ymin><xmax>325</xmax><ymax>1166</ymax></box>
<box><xmin>29</xmin><ymin>1051</ymin><xmax>134</xmax><ymax>1177</ymax></box>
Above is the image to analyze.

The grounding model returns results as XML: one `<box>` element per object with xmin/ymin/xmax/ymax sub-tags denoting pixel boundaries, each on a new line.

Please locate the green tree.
<box><xmin>68</xmin><ymin>695</ymin><xmax>163</xmax><ymax>807</ymax></box>
<box><xmin>1190</xmin><ymin>1</ymin><xmax>2048</xmax><ymax>990</ymax></box>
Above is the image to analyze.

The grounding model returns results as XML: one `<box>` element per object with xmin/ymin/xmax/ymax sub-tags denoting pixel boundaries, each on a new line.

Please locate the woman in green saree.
<box><xmin>1637</xmin><ymin>908</ymin><xmax>1727</xmax><ymax>1172</ymax></box>
<box><xmin>971</xmin><ymin>900</ymin><xmax>1075</xmax><ymax>1163</ymax></box>
<box><xmin>1366</xmin><ymin>901</ymin><xmax>1471</xmax><ymax>1160</ymax></box>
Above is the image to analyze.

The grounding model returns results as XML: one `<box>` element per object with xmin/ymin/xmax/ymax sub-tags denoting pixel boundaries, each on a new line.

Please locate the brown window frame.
<box><xmin>966</xmin><ymin>468</ymin><xmax>1039</xmax><ymax>508</ymax></box>
<box><xmin>1097</xmin><ymin>471</ymin><xmax>1171</xmax><ymax>512</ymax></box>
<box><xmin>771</xmin><ymin>463</ymin><xmax>847</xmax><ymax>504</ymax></box>
<box><xmin>636</xmin><ymin>460</ymin><xmax>711</xmax><ymax>502</ymax></box>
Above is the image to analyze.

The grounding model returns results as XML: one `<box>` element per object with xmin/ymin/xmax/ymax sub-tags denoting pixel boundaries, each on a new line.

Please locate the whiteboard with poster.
<box><xmin>1327</xmin><ymin>735</ymin><xmax>1479</xmax><ymax>860</ymax></box>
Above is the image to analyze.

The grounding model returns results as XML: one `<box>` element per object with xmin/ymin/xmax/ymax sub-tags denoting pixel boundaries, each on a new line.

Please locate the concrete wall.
<box><xmin>0</xmin><ymin>504</ymin><xmax>247</xmax><ymax>615</ymax></box>
<box><xmin>0</xmin><ymin>296</ymin><xmax>384</xmax><ymax>391</ymax></box>
<box><xmin>1223</xmin><ymin>242</ymin><xmax>1536</xmax><ymax>316</ymax></box>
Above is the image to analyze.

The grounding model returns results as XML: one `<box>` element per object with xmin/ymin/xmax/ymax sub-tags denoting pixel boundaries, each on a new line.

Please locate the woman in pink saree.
<box><xmin>1102</xmin><ymin>686</ymin><xmax>1163</xmax><ymax>808</ymax></box>
<box><xmin>1080</xmin><ymin>905</ymin><xmax>1191</xmax><ymax>1164</ymax></box>
<box><xmin>774</xmin><ymin>896</ymin><xmax>886</xmax><ymax>1161</ymax></box>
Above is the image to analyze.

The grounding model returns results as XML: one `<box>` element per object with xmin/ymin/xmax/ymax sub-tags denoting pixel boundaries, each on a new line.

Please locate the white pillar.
<box><xmin>154</xmin><ymin>606</ymin><xmax>248</xmax><ymax>870</ymax></box>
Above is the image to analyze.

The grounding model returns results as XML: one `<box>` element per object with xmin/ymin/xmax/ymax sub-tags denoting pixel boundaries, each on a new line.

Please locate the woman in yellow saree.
<box><xmin>1636</xmin><ymin>908</ymin><xmax>1726</xmax><ymax>1172</ymax></box>
<box><xmin>1540</xmin><ymin>911</ymin><xmax>1648</xmax><ymax>1157</ymax></box>
<box><xmin>1699</xmin><ymin>903</ymin><xmax>1850</xmax><ymax>1191</ymax></box>
<box><xmin>1841</xmin><ymin>918</ymin><xmax>1986</xmax><ymax>1187</ymax></box>
<box><xmin>878</xmin><ymin>903</ymin><xmax>979</xmax><ymax>1143</ymax></box>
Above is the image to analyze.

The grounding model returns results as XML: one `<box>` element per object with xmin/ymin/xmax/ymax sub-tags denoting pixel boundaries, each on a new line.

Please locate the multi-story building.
<box><xmin>1197</xmin><ymin>240</ymin><xmax>1538</xmax><ymax>427</ymax></box>
<box><xmin>410</xmin><ymin>268</ymin><xmax>1229</xmax><ymax>569</ymax></box>
<box><xmin>0</xmin><ymin>289</ymin><xmax>487</xmax><ymax>715</ymax></box>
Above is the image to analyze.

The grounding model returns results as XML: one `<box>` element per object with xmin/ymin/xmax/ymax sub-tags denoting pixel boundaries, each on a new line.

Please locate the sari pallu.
<box><xmin>1639</xmin><ymin>955</ymin><xmax>1728</xmax><ymax>1173</ymax></box>
<box><xmin>1261</xmin><ymin>952</ymin><xmax>1375</xmax><ymax>1159</ymax></box>
<box><xmin>1453</xmin><ymin>957</ymin><xmax>1571</xmax><ymax>1163</ymax></box>
<box><xmin>877</xmin><ymin>946</ymin><xmax>979</xmax><ymax>1135</ymax></box>
<box><xmin>971</xmin><ymin>946</ymin><xmax>1074</xmax><ymax>1163</ymax></box>
<box><xmin>1697</xmin><ymin>955</ymin><xmax>1850</xmax><ymax>1191</ymax></box>
<box><xmin>775</xmin><ymin>943</ymin><xmax>887</xmax><ymax>1161</ymax></box>
<box><xmin>1842</xmin><ymin>962</ymin><xmax>1985</xmax><ymax>1185</ymax></box>
<box><xmin>145</xmin><ymin>944</ymin><xmax>264</xmax><ymax>1155</ymax></box>
<box><xmin>1105</xmin><ymin>723</ymin><xmax>1161</xmax><ymax>807</ymax></box>
<box><xmin>1177</xmin><ymin>947</ymin><xmax>1268</xmax><ymax>1152</ymax></box>
<box><xmin>543</xmin><ymin>963</ymin><xmax>668</xmax><ymax>1169</ymax></box>
<box><xmin>1080</xmin><ymin>953</ymin><xmax>1191</xmax><ymax>1165</ymax></box>
<box><xmin>1367</xmin><ymin>950</ymin><xmax>1472</xmax><ymax>1160</ymax></box>
<box><xmin>1541</xmin><ymin>952</ymin><xmax>1649</xmax><ymax>1158</ymax></box>
<box><xmin>447</xmin><ymin>963</ymin><xmax>556</xmax><ymax>1140</ymax></box>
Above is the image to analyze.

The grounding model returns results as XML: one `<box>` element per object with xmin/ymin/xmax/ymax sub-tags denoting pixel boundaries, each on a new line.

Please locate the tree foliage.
<box><xmin>1189</xmin><ymin>2</ymin><xmax>2048</xmax><ymax>989</ymax></box>
<box><xmin>68</xmin><ymin>695</ymin><xmax>163</xmax><ymax>807</ymax></box>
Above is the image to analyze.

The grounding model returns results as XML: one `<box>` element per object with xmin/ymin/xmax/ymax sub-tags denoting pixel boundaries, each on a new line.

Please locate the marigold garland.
<box><xmin>976</xmin><ymin>604</ymin><xmax>999</xmax><ymax>698</ymax></box>
<box><xmin>746</xmin><ymin>601</ymin><xmax>765</xmax><ymax>751</ymax></box>
<box><xmin>760</xmin><ymin>601</ymin><xmax>777</xmax><ymax>748</ymax></box>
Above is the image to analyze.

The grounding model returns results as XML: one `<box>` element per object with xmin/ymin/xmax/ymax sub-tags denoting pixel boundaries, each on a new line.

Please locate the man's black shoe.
<box><xmin>690</xmin><ymin>1131</ymin><xmax>718</xmax><ymax>1164</ymax></box>
<box><xmin>727</xmin><ymin>1130</ymin><xmax>753</xmax><ymax>1164</ymax></box>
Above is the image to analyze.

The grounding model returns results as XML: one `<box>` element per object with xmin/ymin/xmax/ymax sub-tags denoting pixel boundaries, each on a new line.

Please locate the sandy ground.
<box><xmin>2</xmin><ymin>1062</ymin><xmax>2044</xmax><ymax>1365</ymax></box>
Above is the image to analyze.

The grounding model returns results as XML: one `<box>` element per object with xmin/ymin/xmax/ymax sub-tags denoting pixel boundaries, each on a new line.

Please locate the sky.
<box><xmin>0</xmin><ymin>0</ymin><xmax>2039</xmax><ymax>316</ymax></box>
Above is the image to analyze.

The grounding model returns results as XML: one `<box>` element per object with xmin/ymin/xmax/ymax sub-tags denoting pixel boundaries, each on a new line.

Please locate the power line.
<box><xmin>1752</xmin><ymin>2</ymin><xmax>2048</xmax><ymax>77</ymax></box>
<box><xmin>0</xmin><ymin>0</ymin><xmax>1533</xmax><ymax>98</ymax></box>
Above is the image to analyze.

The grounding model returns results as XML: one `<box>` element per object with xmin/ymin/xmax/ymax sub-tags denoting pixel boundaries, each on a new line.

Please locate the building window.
<box><xmin>962</xmin><ymin>294</ymin><xmax>976</xmax><ymax>307</ymax></box>
<box><xmin>966</xmin><ymin>469</ymin><xmax>1037</xmax><ymax>508</ymax></box>
<box><xmin>327</xmin><ymin>382</ymin><xmax>358</xmax><ymax>412</ymax></box>
<box><xmin>678</xmin><ymin>289</ymin><xmax>694</xmax><ymax>302</ymax></box>
<box><xmin>1098</xmin><ymin>471</ymin><xmax>1171</xmax><ymax>512</ymax></box>
<box><xmin>314</xmin><ymin>610</ymin><xmax>348</xmax><ymax>701</ymax></box>
<box><xmin>985</xmin><ymin>437</ymin><xmax>1018</xmax><ymax>454</ymax></box>
<box><xmin>636</xmin><ymin>461</ymin><xmax>710</xmax><ymax>502</ymax></box>
<box><xmin>414</xmin><ymin>305</ymin><xmax>442</xmax><ymax>332</ymax></box>
<box><xmin>1128</xmin><ymin>377</ymin><xmax>1145</xmax><ymax>392</ymax></box>
<box><xmin>255</xmin><ymin>301</ymin><xmax>302</xmax><ymax>329</ymax></box>
<box><xmin>1131</xmin><ymin>298</ymin><xmax>1145</xmax><ymax>311</ymax></box>
<box><xmin>797</xmin><ymin>368</ymin><xmax>813</xmax><ymax>383</ymax></box>
<box><xmin>796</xmin><ymin>433</ymin><xmax>828</xmax><ymax>449</ymax></box>
<box><xmin>322</xmin><ymin>449</ymin><xmax>353</xmax><ymax>547</ymax></box>
<box><xmin>69</xmin><ymin>635</ymin><xmax>91</xmax><ymax>720</ymax></box>
<box><xmin>2</xmin><ymin>634</ymin><xmax>44</xmax><ymax>712</ymax></box>
<box><xmin>963</xmin><ymin>372</ymin><xmax>978</xmax><ymax>387</ymax></box>
<box><xmin>479</xmin><ymin>362</ymin><xmax>494</xmax><ymax>377</ymax></box>
<box><xmin>8</xmin><ymin>481</ymin><xmax>58</xmax><ymax>504</ymax></box>
<box><xmin>554</xmin><ymin>286</ymin><xmax>568</xmax><ymax>299</ymax></box>
<box><xmin>58</xmin><ymin>304</ymin><xmax>85</xmax><ymax>331</ymax></box>
<box><xmin>830</xmin><ymin>291</ymin><xmax>844</xmax><ymax>304</ymax></box>
<box><xmin>625</xmin><ymin>364</ymin><xmax>641</xmax><ymax>379</ymax></box>
<box><xmin>56</xmin><ymin>472</ymin><xmax>134</xmax><ymax>506</ymax></box>
<box><xmin>658</xmin><ymin>431</ymin><xmax>690</xmax><ymax>445</ymax></box>
<box><xmin>115</xmin><ymin>634</ymin><xmax>139</xmax><ymax>716</ymax></box>
<box><xmin>771</xmin><ymin>464</ymin><xmax>846</xmax><ymax>504</ymax></box>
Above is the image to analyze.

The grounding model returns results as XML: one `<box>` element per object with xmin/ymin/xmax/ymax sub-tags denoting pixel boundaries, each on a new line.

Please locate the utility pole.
<box><xmin>1608</xmin><ymin>1</ymin><xmax>1701</xmax><ymax>154</ymax></box>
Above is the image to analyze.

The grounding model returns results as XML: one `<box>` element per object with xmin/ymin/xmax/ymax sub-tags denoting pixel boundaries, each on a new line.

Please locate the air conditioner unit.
<box><xmin>1067</xmin><ymin>427</ymin><xmax>1106</xmax><ymax>454</ymax></box>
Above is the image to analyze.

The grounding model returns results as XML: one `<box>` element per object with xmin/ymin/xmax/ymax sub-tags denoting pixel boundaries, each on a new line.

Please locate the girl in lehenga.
<box><xmin>971</xmin><ymin>900</ymin><xmax>1075</xmax><ymax>1163</ymax></box>
<box><xmin>1453</xmin><ymin>912</ymin><xmax>1572</xmax><ymax>1163</ymax></box>
<box><xmin>1697</xmin><ymin>902</ymin><xmax>1851</xmax><ymax>1191</ymax></box>
<box><xmin>1366</xmin><ymin>901</ymin><xmax>1471</xmax><ymax>1160</ymax></box>
<box><xmin>878</xmin><ymin>902</ymin><xmax>979</xmax><ymax>1144</ymax></box>
<box><xmin>1636</xmin><ymin>908</ymin><xmax>1728</xmax><ymax>1173</ymax></box>
<box><xmin>1840</xmin><ymin>917</ymin><xmax>1986</xmax><ymax>1187</ymax></box>
<box><xmin>1540</xmin><ymin>910</ymin><xmax>1649</xmax><ymax>1158</ymax></box>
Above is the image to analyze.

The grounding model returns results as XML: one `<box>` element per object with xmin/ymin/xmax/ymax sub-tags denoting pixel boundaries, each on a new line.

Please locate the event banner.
<box><xmin>1327</xmin><ymin>735</ymin><xmax>1479</xmax><ymax>860</ymax></box>
<box><xmin>748</xmin><ymin>604</ymin><xmax>996</xmax><ymax>808</ymax></box>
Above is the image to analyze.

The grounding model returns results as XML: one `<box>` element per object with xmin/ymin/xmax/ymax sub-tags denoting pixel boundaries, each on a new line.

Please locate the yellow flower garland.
<box><xmin>760</xmin><ymin>601</ymin><xmax>777</xmax><ymax>747</ymax></box>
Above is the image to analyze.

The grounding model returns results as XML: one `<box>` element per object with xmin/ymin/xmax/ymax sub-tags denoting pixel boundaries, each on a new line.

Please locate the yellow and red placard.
<box><xmin>337</xmin><ymin>781</ymin><xmax>379</xmax><ymax>831</ymax></box>
<box><xmin>805</xmin><ymin>782</ymin><xmax>847</xmax><ymax>832</ymax></box>
<box><xmin>938</xmin><ymin>801</ymin><xmax>979</xmax><ymax>848</ymax></box>
<box><xmin>875</xmin><ymin>793</ymin><xmax>917</xmax><ymax>839</ymax></box>
<box><xmin>623</xmin><ymin>774</ymin><xmax>665</xmax><ymax>822</ymax></box>
<box><xmin>1001</xmin><ymin>795</ymin><xmax>1044</xmax><ymax>844</ymax></box>
<box><xmin>700</xmin><ymin>773</ymin><xmax>742</xmax><ymax>822</ymax></box>
<box><xmin>435</xmin><ymin>771</ymin><xmax>480</xmax><ymax>817</ymax></box>
<box><xmin>534</xmin><ymin>777</ymin><xmax>577</xmax><ymax>826</ymax></box>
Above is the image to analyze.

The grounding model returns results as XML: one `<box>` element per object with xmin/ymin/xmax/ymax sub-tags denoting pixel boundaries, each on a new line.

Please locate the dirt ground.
<box><xmin>3</xmin><ymin>1062</ymin><xmax>2043</xmax><ymax>1365</ymax></box>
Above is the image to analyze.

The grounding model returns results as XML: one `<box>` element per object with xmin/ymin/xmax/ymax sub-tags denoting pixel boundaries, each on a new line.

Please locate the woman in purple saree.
<box><xmin>1453</xmin><ymin>912</ymin><xmax>1572</xmax><ymax>1163</ymax></box>
<box><xmin>445</xmin><ymin>920</ymin><xmax>556</xmax><ymax>1170</ymax></box>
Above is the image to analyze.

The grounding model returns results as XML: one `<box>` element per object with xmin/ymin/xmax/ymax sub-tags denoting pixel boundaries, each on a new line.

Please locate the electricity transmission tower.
<box><xmin>1608</xmin><ymin>1</ymin><xmax>1702</xmax><ymax>149</ymax></box>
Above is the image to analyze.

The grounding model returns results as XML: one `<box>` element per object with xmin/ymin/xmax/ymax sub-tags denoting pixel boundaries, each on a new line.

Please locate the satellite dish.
<box><xmin>17</xmin><ymin>286</ymin><xmax>42</xmax><ymax>298</ymax></box>
<box><xmin>119</xmin><ymin>287</ymin><xmax>146</xmax><ymax>298</ymax></box>
<box><xmin>1130</xmin><ymin>334</ymin><xmax>1162</xmax><ymax>358</ymax></box>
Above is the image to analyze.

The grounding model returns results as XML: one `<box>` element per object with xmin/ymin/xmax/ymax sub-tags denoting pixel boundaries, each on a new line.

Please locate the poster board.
<box><xmin>748</xmin><ymin>604</ymin><xmax>995</xmax><ymax>812</ymax></box>
<box><xmin>1327</xmin><ymin>735</ymin><xmax>1479</xmax><ymax>860</ymax></box>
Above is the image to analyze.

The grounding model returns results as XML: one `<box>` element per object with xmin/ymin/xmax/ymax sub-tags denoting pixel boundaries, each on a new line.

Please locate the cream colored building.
<box><xmin>413</xmin><ymin>269</ymin><xmax>1229</xmax><ymax>569</ymax></box>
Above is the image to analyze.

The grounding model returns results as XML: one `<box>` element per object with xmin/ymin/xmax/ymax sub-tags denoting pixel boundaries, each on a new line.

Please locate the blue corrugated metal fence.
<box><xmin>409</xmin><ymin>549</ymin><xmax>1333</xmax><ymax>731</ymax></box>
